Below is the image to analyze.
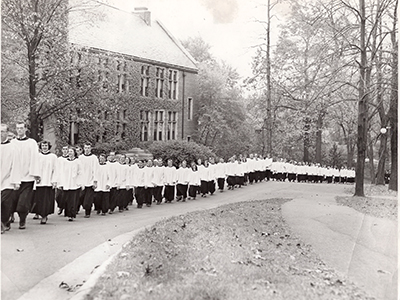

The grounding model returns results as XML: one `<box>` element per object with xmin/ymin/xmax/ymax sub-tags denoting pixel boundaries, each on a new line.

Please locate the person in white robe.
<box><xmin>176</xmin><ymin>160</ymin><xmax>191</xmax><ymax>201</ymax></box>
<box><xmin>10</xmin><ymin>121</ymin><xmax>40</xmax><ymax>230</ymax></box>
<box><xmin>59</xmin><ymin>147</ymin><xmax>83</xmax><ymax>221</ymax></box>
<box><xmin>107</xmin><ymin>151</ymin><xmax>120</xmax><ymax>214</ymax></box>
<box><xmin>31</xmin><ymin>141</ymin><xmax>57</xmax><ymax>224</ymax></box>
<box><xmin>55</xmin><ymin>146</ymin><xmax>69</xmax><ymax>215</ymax></box>
<box><xmin>163</xmin><ymin>159</ymin><xmax>177</xmax><ymax>203</ymax></box>
<box><xmin>188</xmin><ymin>162</ymin><xmax>200</xmax><ymax>199</ymax></box>
<box><xmin>77</xmin><ymin>142</ymin><xmax>98</xmax><ymax>217</ymax></box>
<box><xmin>151</xmin><ymin>159</ymin><xmax>165</xmax><ymax>205</ymax></box>
<box><xmin>215</xmin><ymin>158</ymin><xmax>226</xmax><ymax>192</ymax></box>
<box><xmin>1</xmin><ymin>124</ymin><xmax>20</xmax><ymax>233</ymax></box>
<box><xmin>93</xmin><ymin>154</ymin><xmax>111</xmax><ymax>215</ymax></box>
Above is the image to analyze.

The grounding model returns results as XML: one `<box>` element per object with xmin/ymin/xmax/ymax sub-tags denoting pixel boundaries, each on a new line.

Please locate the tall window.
<box><xmin>140</xmin><ymin>110</ymin><xmax>151</xmax><ymax>141</ymax></box>
<box><xmin>117</xmin><ymin>61</ymin><xmax>128</xmax><ymax>93</ymax></box>
<box><xmin>153</xmin><ymin>110</ymin><xmax>164</xmax><ymax>141</ymax></box>
<box><xmin>187</xmin><ymin>97</ymin><xmax>193</xmax><ymax>120</ymax></box>
<box><xmin>141</xmin><ymin>65</ymin><xmax>150</xmax><ymax>96</ymax></box>
<box><xmin>167</xmin><ymin>111</ymin><xmax>178</xmax><ymax>140</ymax></box>
<box><xmin>168</xmin><ymin>70</ymin><xmax>178</xmax><ymax>99</ymax></box>
<box><xmin>155</xmin><ymin>67</ymin><xmax>164</xmax><ymax>98</ymax></box>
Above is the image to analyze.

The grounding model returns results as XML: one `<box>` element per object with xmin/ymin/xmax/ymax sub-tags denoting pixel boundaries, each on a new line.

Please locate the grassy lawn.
<box><xmin>86</xmin><ymin>199</ymin><xmax>373</xmax><ymax>300</ymax></box>
<box><xmin>338</xmin><ymin>184</ymin><xmax>398</xmax><ymax>220</ymax></box>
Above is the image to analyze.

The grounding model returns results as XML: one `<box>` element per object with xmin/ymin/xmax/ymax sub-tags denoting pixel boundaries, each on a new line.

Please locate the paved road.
<box><xmin>282</xmin><ymin>192</ymin><xmax>398</xmax><ymax>300</ymax></box>
<box><xmin>2</xmin><ymin>182</ymin><xmax>396</xmax><ymax>300</ymax></box>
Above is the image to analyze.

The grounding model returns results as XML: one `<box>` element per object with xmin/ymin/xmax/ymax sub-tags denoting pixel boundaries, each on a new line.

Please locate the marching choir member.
<box><xmin>1</xmin><ymin>124</ymin><xmax>20</xmax><ymax>233</ymax></box>
<box><xmin>78</xmin><ymin>142</ymin><xmax>98</xmax><ymax>217</ymax></box>
<box><xmin>247</xmin><ymin>154</ymin><xmax>256</xmax><ymax>184</ymax></box>
<box><xmin>107</xmin><ymin>151</ymin><xmax>119</xmax><ymax>214</ymax></box>
<box><xmin>32</xmin><ymin>141</ymin><xmax>57</xmax><ymax>224</ymax></box>
<box><xmin>134</xmin><ymin>160</ymin><xmax>145</xmax><ymax>208</ymax></box>
<box><xmin>286</xmin><ymin>161</ymin><xmax>296</xmax><ymax>182</ymax></box>
<box><xmin>188</xmin><ymin>162</ymin><xmax>200</xmax><ymax>200</ymax></box>
<box><xmin>215</xmin><ymin>158</ymin><xmax>226</xmax><ymax>192</ymax></box>
<box><xmin>75</xmin><ymin>145</ymin><xmax>83</xmax><ymax>157</ymax></box>
<box><xmin>56</xmin><ymin>146</ymin><xmax>69</xmax><ymax>215</ymax></box>
<box><xmin>151</xmin><ymin>159</ymin><xmax>165</xmax><ymax>205</ymax></box>
<box><xmin>226</xmin><ymin>158</ymin><xmax>237</xmax><ymax>190</ymax></box>
<box><xmin>235</xmin><ymin>159</ymin><xmax>245</xmax><ymax>188</ymax></box>
<box><xmin>197</xmin><ymin>159</ymin><xmax>209</xmax><ymax>197</ymax></box>
<box><xmin>254</xmin><ymin>154</ymin><xmax>262</xmax><ymax>182</ymax></box>
<box><xmin>124</xmin><ymin>157</ymin><xmax>134</xmax><ymax>208</ymax></box>
<box><xmin>163</xmin><ymin>159</ymin><xmax>177</xmax><ymax>203</ymax></box>
<box><xmin>60</xmin><ymin>147</ymin><xmax>83</xmax><ymax>221</ymax></box>
<box><xmin>126</xmin><ymin>157</ymin><xmax>139</xmax><ymax>206</ymax></box>
<box><xmin>10</xmin><ymin>121</ymin><xmax>40</xmax><ymax>230</ymax></box>
<box><xmin>207</xmin><ymin>157</ymin><xmax>217</xmax><ymax>195</ymax></box>
<box><xmin>265</xmin><ymin>155</ymin><xmax>273</xmax><ymax>181</ymax></box>
<box><xmin>143</xmin><ymin>160</ymin><xmax>154</xmax><ymax>207</ymax></box>
<box><xmin>116</xmin><ymin>154</ymin><xmax>129</xmax><ymax>212</ymax></box>
<box><xmin>94</xmin><ymin>154</ymin><xmax>111</xmax><ymax>215</ymax></box>
<box><xmin>176</xmin><ymin>160</ymin><xmax>190</xmax><ymax>202</ymax></box>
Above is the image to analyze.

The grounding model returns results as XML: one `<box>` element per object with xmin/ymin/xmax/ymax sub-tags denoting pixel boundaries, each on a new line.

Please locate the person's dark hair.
<box><xmin>39</xmin><ymin>140</ymin><xmax>52</xmax><ymax>150</ymax></box>
<box><xmin>68</xmin><ymin>146</ymin><xmax>78</xmax><ymax>158</ymax></box>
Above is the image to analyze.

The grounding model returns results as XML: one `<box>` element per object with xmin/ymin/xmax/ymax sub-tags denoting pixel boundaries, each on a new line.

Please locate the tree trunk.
<box><xmin>303</xmin><ymin>117</ymin><xmax>310</xmax><ymax>162</ymax></box>
<box><xmin>389</xmin><ymin>12</ymin><xmax>398</xmax><ymax>191</ymax></box>
<box><xmin>315</xmin><ymin>113</ymin><xmax>323</xmax><ymax>164</ymax></box>
<box><xmin>266</xmin><ymin>0</ymin><xmax>273</xmax><ymax>155</ymax></box>
<box><xmin>367</xmin><ymin>133</ymin><xmax>375</xmax><ymax>184</ymax></box>
<box><xmin>355</xmin><ymin>0</ymin><xmax>368</xmax><ymax>197</ymax></box>
<box><xmin>389</xmin><ymin>36</ymin><xmax>399</xmax><ymax>191</ymax></box>
<box><xmin>28</xmin><ymin>43</ymin><xmax>39</xmax><ymax>141</ymax></box>
<box><xmin>376</xmin><ymin>132</ymin><xmax>388</xmax><ymax>185</ymax></box>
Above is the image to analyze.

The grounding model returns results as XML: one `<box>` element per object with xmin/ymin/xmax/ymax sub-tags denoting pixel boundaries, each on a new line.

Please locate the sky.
<box><xmin>106</xmin><ymin>0</ymin><xmax>291</xmax><ymax>78</ymax></box>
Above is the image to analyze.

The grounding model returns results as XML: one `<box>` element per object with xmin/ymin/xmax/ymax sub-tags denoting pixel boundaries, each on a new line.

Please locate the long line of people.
<box><xmin>1</xmin><ymin>122</ymin><xmax>355</xmax><ymax>234</ymax></box>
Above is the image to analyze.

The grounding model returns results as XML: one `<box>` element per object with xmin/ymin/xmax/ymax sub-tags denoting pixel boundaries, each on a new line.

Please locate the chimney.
<box><xmin>134</xmin><ymin>7</ymin><xmax>151</xmax><ymax>26</ymax></box>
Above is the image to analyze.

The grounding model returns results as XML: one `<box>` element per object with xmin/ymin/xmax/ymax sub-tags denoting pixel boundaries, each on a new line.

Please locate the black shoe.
<box><xmin>84</xmin><ymin>215</ymin><xmax>90</xmax><ymax>218</ymax></box>
<box><xmin>119</xmin><ymin>209</ymin><xmax>124</xmax><ymax>213</ymax></box>
<box><xmin>40</xmin><ymin>217</ymin><xmax>48</xmax><ymax>224</ymax></box>
<box><xmin>137</xmin><ymin>204</ymin><xmax>143</xmax><ymax>208</ymax></box>
<box><xmin>96</xmin><ymin>210</ymin><xmax>101</xmax><ymax>215</ymax></box>
<box><xmin>57</xmin><ymin>208</ymin><xmax>63</xmax><ymax>215</ymax></box>
<box><xmin>68</xmin><ymin>217</ymin><xmax>73</xmax><ymax>222</ymax></box>
<box><xmin>33</xmin><ymin>214</ymin><xmax>39</xmax><ymax>220</ymax></box>
<box><xmin>146</xmin><ymin>204</ymin><xmax>151</xmax><ymax>207</ymax></box>
<box><xmin>19</xmin><ymin>222</ymin><xmax>26</xmax><ymax>229</ymax></box>
<box><xmin>101</xmin><ymin>213</ymin><xmax>106</xmax><ymax>216</ymax></box>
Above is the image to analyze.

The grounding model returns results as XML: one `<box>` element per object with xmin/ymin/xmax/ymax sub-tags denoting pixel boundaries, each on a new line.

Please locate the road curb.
<box><xmin>70</xmin><ymin>228</ymin><xmax>144</xmax><ymax>300</ymax></box>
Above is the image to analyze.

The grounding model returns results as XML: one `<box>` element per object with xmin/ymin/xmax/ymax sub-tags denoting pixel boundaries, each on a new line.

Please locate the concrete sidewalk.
<box><xmin>282</xmin><ymin>193</ymin><xmax>398</xmax><ymax>300</ymax></box>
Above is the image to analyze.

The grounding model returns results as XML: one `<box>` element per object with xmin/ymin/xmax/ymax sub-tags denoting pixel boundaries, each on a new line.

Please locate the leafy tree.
<box><xmin>182</xmin><ymin>36</ymin><xmax>255</xmax><ymax>158</ymax></box>
<box><xmin>1</xmin><ymin>0</ymin><xmax>100</xmax><ymax>140</ymax></box>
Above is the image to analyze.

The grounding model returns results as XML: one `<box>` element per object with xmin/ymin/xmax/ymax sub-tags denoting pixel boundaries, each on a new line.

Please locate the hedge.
<box><xmin>147</xmin><ymin>140</ymin><xmax>216</xmax><ymax>167</ymax></box>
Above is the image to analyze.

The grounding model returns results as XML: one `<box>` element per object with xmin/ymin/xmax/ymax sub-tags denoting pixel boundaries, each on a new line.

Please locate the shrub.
<box><xmin>147</xmin><ymin>140</ymin><xmax>216</xmax><ymax>167</ymax></box>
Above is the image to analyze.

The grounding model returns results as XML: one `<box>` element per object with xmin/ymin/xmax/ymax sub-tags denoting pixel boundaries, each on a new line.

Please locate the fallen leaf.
<box><xmin>117</xmin><ymin>271</ymin><xmax>130</xmax><ymax>278</ymax></box>
<box><xmin>16</xmin><ymin>248</ymin><xmax>24</xmax><ymax>252</ymax></box>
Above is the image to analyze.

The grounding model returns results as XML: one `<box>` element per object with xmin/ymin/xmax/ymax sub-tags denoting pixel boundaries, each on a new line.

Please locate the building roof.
<box><xmin>68</xmin><ymin>2</ymin><xmax>198</xmax><ymax>72</ymax></box>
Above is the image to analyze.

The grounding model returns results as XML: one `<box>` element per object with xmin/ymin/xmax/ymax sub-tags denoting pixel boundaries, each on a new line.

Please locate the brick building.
<box><xmin>44</xmin><ymin>3</ymin><xmax>198</xmax><ymax>150</ymax></box>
